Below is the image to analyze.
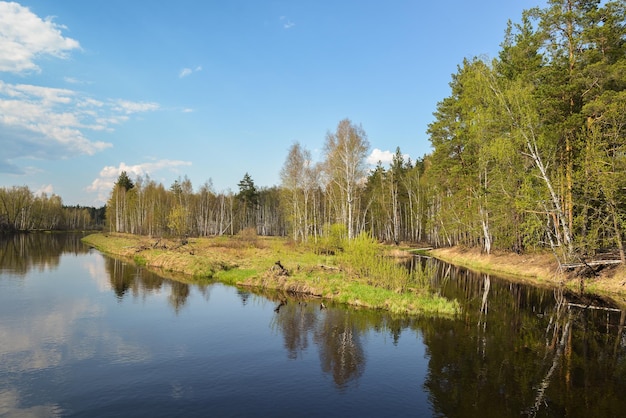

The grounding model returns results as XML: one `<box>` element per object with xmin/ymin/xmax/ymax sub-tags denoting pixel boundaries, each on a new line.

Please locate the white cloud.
<box><xmin>87</xmin><ymin>160</ymin><xmax>193</xmax><ymax>203</ymax></box>
<box><xmin>367</xmin><ymin>148</ymin><xmax>394</xmax><ymax>165</ymax></box>
<box><xmin>279</xmin><ymin>16</ymin><xmax>295</xmax><ymax>29</ymax></box>
<box><xmin>0</xmin><ymin>1</ymin><xmax>80</xmax><ymax>74</ymax></box>
<box><xmin>0</xmin><ymin>81</ymin><xmax>161</xmax><ymax>172</ymax></box>
<box><xmin>64</xmin><ymin>76</ymin><xmax>90</xmax><ymax>85</ymax></box>
<box><xmin>0</xmin><ymin>81</ymin><xmax>112</xmax><ymax>156</ymax></box>
<box><xmin>113</xmin><ymin>99</ymin><xmax>160</xmax><ymax>114</ymax></box>
<box><xmin>179</xmin><ymin>65</ymin><xmax>202</xmax><ymax>78</ymax></box>
<box><xmin>34</xmin><ymin>184</ymin><xmax>54</xmax><ymax>196</ymax></box>
<box><xmin>367</xmin><ymin>148</ymin><xmax>411</xmax><ymax>166</ymax></box>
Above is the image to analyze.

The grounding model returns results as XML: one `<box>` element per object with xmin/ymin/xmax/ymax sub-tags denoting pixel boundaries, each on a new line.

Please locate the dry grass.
<box><xmin>431</xmin><ymin>247</ymin><xmax>559</xmax><ymax>282</ymax></box>
<box><xmin>82</xmin><ymin>233</ymin><xmax>460</xmax><ymax>317</ymax></box>
<box><xmin>429</xmin><ymin>246</ymin><xmax>626</xmax><ymax>305</ymax></box>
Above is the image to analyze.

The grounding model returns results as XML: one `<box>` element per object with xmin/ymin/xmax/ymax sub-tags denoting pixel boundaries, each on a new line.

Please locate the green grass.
<box><xmin>82</xmin><ymin>232</ymin><xmax>461</xmax><ymax>317</ymax></box>
<box><xmin>133</xmin><ymin>255</ymin><xmax>147</xmax><ymax>266</ymax></box>
<box><xmin>215</xmin><ymin>268</ymin><xmax>258</xmax><ymax>286</ymax></box>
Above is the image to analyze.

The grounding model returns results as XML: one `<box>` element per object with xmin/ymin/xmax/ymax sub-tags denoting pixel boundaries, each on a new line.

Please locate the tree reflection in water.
<box><xmin>314</xmin><ymin>308</ymin><xmax>365</xmax><ymax>389</ymax></box>
<box><xmin>270</xmin><ymin>298</ymin><xmax>317</xmax><ymax>359</ymax></box>
<box><xmin>3</xmin><ymin>233</ymin><xmax>626</xmax><ymax>416</ymax></box>
<box><xmin>421</xmin><ymin>257</ymin><xmax>626</xmax><ymax>418</ymax></box>
<box><xmin>103</xmin><ymin>257</ymin><xmax>190</xmax><ymax>313</ymax></box>
<box><xmin>0</xmin><ymin>233</ymin><xmax>90</xmax><ymax>275</ymax></box>
<box><xmin>270</xmin><ymin>296</ymin><xmax>367</xmax><ymax>388</ymax></box>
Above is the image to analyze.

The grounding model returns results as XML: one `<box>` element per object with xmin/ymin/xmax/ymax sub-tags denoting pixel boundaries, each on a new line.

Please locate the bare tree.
<box><xmin>323</xmin><ymin>119</ymin><xmax>370</xmax><ymax>240</ymax></box>
<box><xmin>281</xmin><ymin>142</ymin><xmax>308</xmax><ymax>241</ymax></box>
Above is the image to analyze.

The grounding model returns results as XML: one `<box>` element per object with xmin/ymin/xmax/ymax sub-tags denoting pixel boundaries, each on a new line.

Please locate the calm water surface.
<box><xmin>1</xmin><ymin>233</ymin><xmax>625</xmax><ymax>417</ymax></box>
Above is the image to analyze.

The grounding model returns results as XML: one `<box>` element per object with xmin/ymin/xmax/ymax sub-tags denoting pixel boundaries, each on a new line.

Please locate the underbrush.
<box><xmin>339</xmin><ymin>232</ymin><xmax>431</xmax><ymax>293</ymax></box>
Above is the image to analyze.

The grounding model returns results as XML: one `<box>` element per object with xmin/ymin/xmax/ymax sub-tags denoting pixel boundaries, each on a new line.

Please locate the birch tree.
<box><xmin>323</xmin><ymin>119</ymin><xmax>369</xmax><ymax>240</ymax></box>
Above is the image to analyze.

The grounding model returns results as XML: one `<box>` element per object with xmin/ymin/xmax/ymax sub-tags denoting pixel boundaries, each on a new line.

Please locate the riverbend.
<box><xmin>2</xmin><ymin>232</ymin><xmax>625</xmax><ymax>417</ymax></box>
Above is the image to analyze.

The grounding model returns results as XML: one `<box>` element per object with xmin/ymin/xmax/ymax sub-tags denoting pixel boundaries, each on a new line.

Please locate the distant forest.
<box><xmin>0</xmin><ymin>185</ymin><xmax>105</xmax><ymax>233</ymax></box>
<box><xmin>1</xmin><ymin>1</ymin><xmax>624</xmax><ymax>267</ymax></box>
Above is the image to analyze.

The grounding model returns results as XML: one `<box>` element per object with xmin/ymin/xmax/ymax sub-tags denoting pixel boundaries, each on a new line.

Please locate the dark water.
<box><xmin>0</xmin><ymin>234</ymin><xmax>625</xmax><ymax>417</ymax></box>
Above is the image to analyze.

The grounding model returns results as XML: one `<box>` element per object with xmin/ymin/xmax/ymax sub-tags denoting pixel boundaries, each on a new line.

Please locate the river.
<box><xmin>0</xmin><ymin>233</ymin><xmax>625</xmax><ymax>417</ymax></box>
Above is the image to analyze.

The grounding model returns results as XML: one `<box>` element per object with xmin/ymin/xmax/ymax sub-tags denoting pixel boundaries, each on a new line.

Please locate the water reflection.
<box><xmin>268</xmin><ymin>293</ymin><xmax>419</xmax><ymax>389</ymax></box>
<box><xmin>0</xmin><ymin>232</ymin><xmax>89</xmax><ymax>275</ymax></box>
<box><xmin>103</xmin><ymin>257</ymin><xmax>191</xmax><ymax>313</ymax></box>
<box><xmin>99</xmin><ymin>252</ymin><xmax>626</xmax><ymax>413</ymax></box>
<box><xmin>420</xmin><ymin>257</ymin><xmax>626</xmax><ymax>417</ymax></box>
<box><xmin>2</xmin><ymin>234</ymin><xmax>626</xmax><ymax>417</ymax></box>
<box><xmin>270</xmin><ymin>297</ymin><xmax>318</xmax><ymax>359</ymax></box>
<box><xmin>0</xmin><ymin>389</ymin><xmax>63</xmax><ymax>417</ymax></box>
<box><xmin>315</xmin><ymin>308</ymin><xmax>366</xmax><ymax>389</ymax></box>
<box><xmin>270</xmin><ymin>297</ymin><xmax>369</xmax><ymax>388</ymax></box>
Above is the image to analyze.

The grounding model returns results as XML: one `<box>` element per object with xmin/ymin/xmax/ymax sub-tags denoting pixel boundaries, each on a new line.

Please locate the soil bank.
<box><xmin>428</xmin><ymin>246</ymin><xmax>626</xmax><ymax>307</ymax></box>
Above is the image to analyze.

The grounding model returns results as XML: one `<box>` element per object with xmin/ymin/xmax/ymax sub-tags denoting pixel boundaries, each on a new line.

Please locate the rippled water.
<box><xmin>1</xmin><ymin>233</ymin><xmax>625</xmax><ymax>417</ymax></box>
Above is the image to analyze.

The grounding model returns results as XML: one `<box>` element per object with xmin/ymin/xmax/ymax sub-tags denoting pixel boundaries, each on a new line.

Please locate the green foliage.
<box><xmin>167</xmin><ymin>204</ymin><xmax>188</xmax><ymax>237</ymax></box>
<box><xmin>339</xmin><ymin>232</ymin><xmax>430</xmax><ymax>293</ymax></box>
<box><xmin>134</xmin><ymin>255</ymin><xmax>147</xmax><ymax>266</ymax></box>
<box><xmin>237</xmin><ymin>172</ymin><xmax>258</xmax><ymax>207</ymax></box>
<box><xmin>421</xmin><ymin>0</ymin><xmax>626</xmax><ymax>259</ymax></box>
<box><xmin>316</xmin><ymin>223</ymin><xmax>347</xmax><ymax>254</ymax></box>
<box><xmin>0</xmin><ymin>185</ymin><xmax>103</xmax><ymax>231</ymax></box>
<box><xmin>116</xmin><ymin>171</ymin><xmax>134</xmax><ymax>191</ymax></box>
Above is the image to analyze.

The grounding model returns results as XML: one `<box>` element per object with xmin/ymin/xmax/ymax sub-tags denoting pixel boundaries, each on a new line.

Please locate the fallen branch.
<box><xmin>561</xmin><ymin>260</ymin><xmax>622</xmax><ymax>269</ymax></box>
<box><xmin>567</xmin><ymin>303</ymin><xmax>621</xmax><ymax>312</ymax></box>
<box><xmin>319</xmin><ymin>264</ymin><xmax>341</xmax><ymax>271</ymax></box>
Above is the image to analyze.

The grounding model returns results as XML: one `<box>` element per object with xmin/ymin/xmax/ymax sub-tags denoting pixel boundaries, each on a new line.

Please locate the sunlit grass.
<box><xmin>82</xmin><ymin>232</ymin><xmax>460</xmax><ymax>317</ymax></box>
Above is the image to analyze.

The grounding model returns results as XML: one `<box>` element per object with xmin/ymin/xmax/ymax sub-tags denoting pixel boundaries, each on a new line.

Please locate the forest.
<box><xmin>0</xmin><ymin>185</ymin><xmax>105</xmax><ymax>233</ymax></box>
<box><xmin>1</xmin><ymin>1</ymin><xmax>624</xmax><ymax>268</ymax></box>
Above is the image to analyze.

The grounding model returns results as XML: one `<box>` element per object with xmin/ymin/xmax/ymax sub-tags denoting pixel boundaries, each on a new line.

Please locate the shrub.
<box><xmin>316</xmin><ymin>223</ymin><xmax>347</xmax><ymax>255</ymax></box>
<box><xmin>340</xmin><ymin>231</ymin><xmax>430</xmax><ymax>293</ymax></box>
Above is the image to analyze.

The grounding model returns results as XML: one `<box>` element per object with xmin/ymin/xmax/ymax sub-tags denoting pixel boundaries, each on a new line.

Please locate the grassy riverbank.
<box><xmin>82</xmin><ymin>233</ymin><xmax>460</xmax><ymax>317</ymax></box>
<box><xmin>429</xmin><ymin>246</ymin><xmax>626</xmax><ymax>306</ymax></box>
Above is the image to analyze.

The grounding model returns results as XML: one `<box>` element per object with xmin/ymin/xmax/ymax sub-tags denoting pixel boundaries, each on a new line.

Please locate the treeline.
<box><xmin>424</xmin><ymin>0</ymin><xmax>626</xmax><ymax>264</ymax></box>
<box><xmin>0</xmin><ymin>186</ymin><xmax>105</xmax><ymax>233</ymax></box>
<box><xmin>105</xmin><ymin>1</ymin><xmax>625</xmax><ymax>266</ymax></box>
<box><xmin>103</xmin><ymin>118</ymin><xmax>432</xmax><ymax>247</ymax></box>
<box><xmin>5</xmin><ymin>1</ymin><xmax>624</xmax><ymax>266</ymax></box>
<box><xmin>106</xmin><ymin>172</ymin><xmax>284</xmax><ymax>238</ymax></box>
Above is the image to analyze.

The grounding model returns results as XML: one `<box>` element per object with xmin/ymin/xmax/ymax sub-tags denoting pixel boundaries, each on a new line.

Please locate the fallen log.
<box><xmin>561</xmin><ymin>260</ymin><xmax>622</xmax><ymax>269</ymax></box>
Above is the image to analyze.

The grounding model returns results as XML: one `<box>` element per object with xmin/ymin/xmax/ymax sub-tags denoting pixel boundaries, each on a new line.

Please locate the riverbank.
<box><xmin>429</xmin><ymin>246</ymin><xmax>626</xmax><ymax>306</ymax></box>
<box><xmin>82</xmin><ymin>233</ymin><xmax>460</xmax><ymax>317</ymax></box>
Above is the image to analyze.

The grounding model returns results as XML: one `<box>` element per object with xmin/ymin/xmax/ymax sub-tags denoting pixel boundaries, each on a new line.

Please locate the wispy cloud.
<box><xmin>0</xmin><ymin>81</ymin><xmax>160</xmax><ymax>173</ymax></box>
<box><xmin>112</xmin><ymin>99</ymin><xmax>160</xmax><ymax>114</ymax></box>
<box><xmin>64</xmin><ymin>76</ymin><xmax>90</xmax><ymax>85</ymax></box>
<box><xmin>367</xmin><ymin>148</ymin><xmax>411</xmax><ymax>166</ymax></box>
<box><xmin>279</xmin><ymin>16</ymin><xmax>295</xmax><ymax>29</ymax></box>
<box><xmin>0</xmin><ymin>1</ymin><xmax>81</xmax><ymax>73</ymax></box>
<box><xmin>0</xmin><ymin>2</ymin><xmax>162</xmax><ymax>175</ymax></box>
<box><xmin>87</xmin><ymin>160</ymin><xmax>192</xmax><ymax>203</ymax></box>
<box><xmin>179</xmin><ymin>65</ymin><xmax>202</xmax><ymax>78</ymax></box>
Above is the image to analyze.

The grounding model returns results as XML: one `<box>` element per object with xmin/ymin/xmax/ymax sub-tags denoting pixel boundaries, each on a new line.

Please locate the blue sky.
<box><xmin>0</xmin><ymin>0</ymin><xmax>545</xmax><ymax>206</ymax></box>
